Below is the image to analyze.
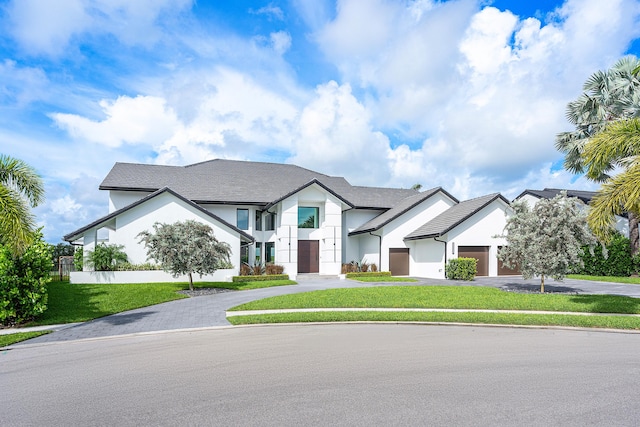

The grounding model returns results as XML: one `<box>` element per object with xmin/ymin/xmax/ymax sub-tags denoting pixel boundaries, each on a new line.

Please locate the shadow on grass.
<box><xmin>568</xmin><ymin>294</ymin><xmax>640</xmax><ymax>314</ymax></box>
<box><xmin>30</xmin><ymin>281</ymin><xmax>111</xmax><ymax>325</ymax></box>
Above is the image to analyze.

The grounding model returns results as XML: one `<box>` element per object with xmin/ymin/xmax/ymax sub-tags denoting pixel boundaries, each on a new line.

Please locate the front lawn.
<box><xmin>28</xmin><ymin>279</ymin><xmax>295</xmax><ymax>326</ymax></box>
<box><xmin>567</xmin><ymin>275</ymin><xmax>640</xmax><ymax>284</ymax></box>
<box><xmin>0</xmin><ymin>331</ymin><xmax>50</xmax><ymax>347</ymax></box>
<box><xmin>227</xmin><ymin>286</ymin><xmax>640</xmax><ymax>329</ymax></box>
<box><xmin>230</xmin><ymin>286</ymin><xmax>640</xmax><ymax>313</ymax></box>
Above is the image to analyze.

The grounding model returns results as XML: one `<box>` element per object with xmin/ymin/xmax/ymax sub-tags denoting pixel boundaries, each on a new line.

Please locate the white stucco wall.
<box><xmin>87</xmin><ymin>192</ymin><xmax>243</xmax><ymax>275</ymax></box>
<box><xmin>407</xmin><ymin>239</ymin><xmax>446</xmax><ymax>279</ymax></box>
<box><xmin>374</xmin><ymin>193</ymin><xmax>456</xmax><ymax>272</ymax></box>
<box><xmin>342</xmin><ymin>209</ymin><xmax>384</xmax><ymax>264</ymax></box>
<box><xmin>447</xmin><ymin>200</ymin><xmax>511</xmax><ymax>277</ymax></box>
<box><xmin>70</xmin><ymin>269</ymin><xmax>235</xmax><ymax>284</ymax></box>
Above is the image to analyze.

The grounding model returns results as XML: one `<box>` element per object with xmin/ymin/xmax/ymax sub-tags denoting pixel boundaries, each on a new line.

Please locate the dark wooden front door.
<box><xmin>458</xmin><ymin>246</ymin><xmax>489</xmax><ymax>276</ymax></box>
<box><xmin>298</xmin><ymin>240</ymin><xmax>319</xmax><ymax>273</ymax></box>
<box><xmin>389</xmin><ymin>248</ymin><xmax>410</xmax><ymax>276</ymax></box>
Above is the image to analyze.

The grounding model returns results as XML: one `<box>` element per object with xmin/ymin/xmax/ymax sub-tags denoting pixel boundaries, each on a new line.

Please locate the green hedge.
<box><xmin>445</xmin><ymin>257</ymin><xmax>477</xmax><ymax>281</ymax></box>
<box><xmin>232</xmin><ymin>274</ymin><xmax>289</xmax><ymax>282</ymax></box>
<box><xmin>345</xmin><ymin>271</ymin><xmax>392</xmax><ymax>278</ymax></box>
<box><xmin>576</xmin><ymin>234</ymin><xmax>635</xmax><ymax>277</ymax></box>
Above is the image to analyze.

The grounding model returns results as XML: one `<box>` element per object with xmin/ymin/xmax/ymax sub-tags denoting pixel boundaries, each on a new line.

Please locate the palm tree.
<box><xmin>582</xmin><ymin>118</ymin><xmax>640</xmax><ymax>244</ymax></box>
<box><xmin>0</xmin><ymin>154</ymin><xmax>45</xmax><ymax>254</ymax></box>
<box><xmin>555</xmin><ymin>56</ymin><xmax>640</xmax><ymax>253</ymax></box>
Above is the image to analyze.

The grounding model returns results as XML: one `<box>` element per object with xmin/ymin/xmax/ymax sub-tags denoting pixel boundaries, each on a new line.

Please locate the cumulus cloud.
<box><xmin>270</xmin><ymin>31</ymin><xmax>292</xmax><ymax>55</ymax></box>
<box><xmin>51</xmin><ymin>95</ymin><xmax>180</xmax><ymax>148</ymax></box>
<box><xmin>312</xmin><ymin>0</ymin><xmax>640</xmax><ymax>196</ymax></box>
<box><xmin>290</xmin><ymin>81</ymin><xmax>391</xmax><ymax>185</ymax></box>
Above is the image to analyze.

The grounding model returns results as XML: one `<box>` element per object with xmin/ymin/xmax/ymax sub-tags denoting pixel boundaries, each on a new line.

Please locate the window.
<box><xmin>255</xmin><ymin>211</ymin><xmax>262</xmax><ymax>231</ymax></box>
<box><xmin>237</xmin><ymin>209</ymin><xmax>249</xmax><ymax>230</ymax></box>
<box><xmin>240</xmin><ymin>245</ymin><xmax>249</xmax><ymax>265</ymax></box>
<box><xmin>265</xmin><ymin>212</ymin><xmax>276</xmax><ymax>231</ymax></box>
<box><xmin>255</xmin><ymin>242</ymin><xmax>262</xmax><ymax>264</ymax></box>
<box><xmin>298</xmin><ymin>207</ymin><xmax>319</xmax><ymax>228</ymax></box>
<box><xmin>265</xmin><ymin>242</ymin><xmax>275</xmax><ymax>263</ymax></box>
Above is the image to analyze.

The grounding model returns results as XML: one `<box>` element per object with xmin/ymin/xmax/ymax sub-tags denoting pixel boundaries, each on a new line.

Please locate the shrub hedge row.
<box><xmin>445</xmin><ymin>257</ymin><xmax>477</xmax><ymax>281</ymax></box>
<box><xmin>232</xmin><ymin>274</ymin><xmax>289</xmax><ymax>282</ymax></box>
<box><xmin>345</xmin><ymin>271</ymin><xmax>392</xmax><ymax>278</ymax></box>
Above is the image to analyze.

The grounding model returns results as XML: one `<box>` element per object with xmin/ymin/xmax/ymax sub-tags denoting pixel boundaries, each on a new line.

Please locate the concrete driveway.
<box><xmin>11</xmin><ymin>275</ymin><xmax>640</xmax><ymax>345</ymax></box>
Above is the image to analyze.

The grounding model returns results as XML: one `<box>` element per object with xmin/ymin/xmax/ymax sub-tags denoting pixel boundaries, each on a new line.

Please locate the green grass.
<box><xmin>348</xmin><ymin>276</ymin><xmax>418</xmax><ymax>282</ymax></box>
<box><xmin>27</xmin><ymin>279</ymin><xmax>295</xmax><ymax>326</ymax></box>
<box><xmin>227</xmin><ymin>311</ymin><xmax>640</xmax><ymax>330</ymax></box>
<box><xmin>567</xmin><ymin>275</ymin><xmax>640</xmax><ymax>284</ymax></box>
<box><xmin>230</xmin><ymin>286</ymin><xmax>640</xmax><ymax>314</ymax></box>
<box><xmin>0</xmin><ymin>331</ymin><xmax>51</xmax><ymax>347</ymax></box>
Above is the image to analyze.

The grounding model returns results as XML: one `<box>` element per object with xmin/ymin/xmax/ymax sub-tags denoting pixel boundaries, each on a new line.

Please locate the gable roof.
<box><xmin>515</xmin><ymin>188</ymin><xmax>596</xmax><ymax>204</ymax></box>
<box><xmin>99</xmin><ymin>159</ymin><xmax>419</xmax><ymax>209</ymax></box>
<box><xmin>63</xmin><ymin>187</ymin><xmax>254</xmax><ymax>243</ymax></box>
<box><xmin>404</xmin><ymin>193</ymin><xmax>510</xmax><ymax>240</ymax></box>
<box><xmin>349</xmin><ymin>187</ymin><xmax>457</xmax><ymax>236</ymax></box>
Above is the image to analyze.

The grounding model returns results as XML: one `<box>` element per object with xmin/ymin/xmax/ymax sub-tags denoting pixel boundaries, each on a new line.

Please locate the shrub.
<box><xmin>370</xmin><ymin>263</ymin><xmax>378</xmax><ymax>272</ymax></box>
<box><xmin>0</xmin><ymin>233</ymin><xmax>53</xmax><ymax>326</ymax></box>
<box><xmin>266</xmin><ymin>264</ymin><xmax>284</xmax><ymax>275</ymax></box>
<box><xmin>86</xmin><ymin>243</ymin><xmax>128</xmax><ymax>271</ymax></box>
<box><xmin>73</xmin><ymin>246</ymin><xmax>83</xmax><ymax>271</ymax></box>
<box><xmin>345</xmin><ymin>271</ymin><xmax>392</xmax><ymax>278</ymax></box>
<box><xmin>445</xmin><ymin>257</ymin><xmax>477</xmax><ymax>281</ymax></box>
<box><xmin>251</xmin><ymin>264</ymin><xmax>266</xmax><ymax>276</ymax></box>
<box><xmin>341</xmin><ymin>260</ymin><xmax>377</xmax><ymax>274</ymax></box>
<box><xmin>239</xmin><ymin>264</ymin><xmax>251</xmax><ymax>276</ymax></box>
<box><xmin>576</xmin><ymin>234</ymin><xmax>634</xmax><ymax>277</ymax></box>
<box><xmin>232</xmin><ymin>274</ymin><xmax>289</xmax><ymax>282</ymax></box>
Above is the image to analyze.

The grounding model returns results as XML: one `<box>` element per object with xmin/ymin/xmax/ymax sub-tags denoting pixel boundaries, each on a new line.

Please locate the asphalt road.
<box><xmin>3</xmin><ymin>324</ymin><xmax>640</xmax><ymax>426</ymax></box>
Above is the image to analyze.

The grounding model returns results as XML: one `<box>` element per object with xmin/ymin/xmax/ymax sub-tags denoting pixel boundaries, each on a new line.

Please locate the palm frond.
<box><xmin>0</xmin><ymin>154</ymin><xmax>45</xmax><ymax>207</ymax></box>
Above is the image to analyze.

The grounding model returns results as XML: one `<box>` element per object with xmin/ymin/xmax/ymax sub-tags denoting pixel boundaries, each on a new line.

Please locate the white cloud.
<box><xmin>51</xmin><ymin>95</ymin><xmax>180</xmax><ymax>148</ymax></box>
<box><xmin>290</xmin><ymin>81</ymin><xmax>391</xmax><ymax>185</ymax></box>
<box><xmin>6</xmin><ymin>0</ymin><xmax>193</xmax><ymax>55</ymax></box>
<box><xmin>251</xmin><ymin>4</ymin><xmax>285</xmax><ymax>21</ymax></box>
<box><xmin>270</xmin><ymin>31</ymin><xmax>292</xmax><ymax>55</ymax></box>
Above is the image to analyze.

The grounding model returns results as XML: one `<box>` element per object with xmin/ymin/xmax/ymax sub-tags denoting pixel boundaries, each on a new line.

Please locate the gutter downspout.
<box><xmin>369</xmin><ymin>232</ymin><xmax>382</xmax><ymax>270</ymax></box>
<box><xmin>433</xmin><ymin>236</ymin><xmax>447</xmax><ymax>277</ymax></box>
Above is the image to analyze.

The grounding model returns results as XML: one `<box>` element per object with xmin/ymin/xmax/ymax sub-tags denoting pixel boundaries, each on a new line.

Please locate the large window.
<box><xmin>265</xmin><ymin>212</ymin><xmax>276</xmax><ymax>231</ymax></box>
<box><xmin>255</xmin><ymin>211</ymin><xmax>262</xmax><ymax>231</ymax></box>
<box><xmin>237</xmin><ymin>209</ymin><xmax>249</xmax><ymax>230</ymax></box>
<box><xmin>298</xmin><ymin>207</ymin><xmax>319</xmax><ymax>229</ymax></box>
<box><xmin>265</xmin><ymin>242</ymin><xmax>275</xmax><ymax>263</ymax></box>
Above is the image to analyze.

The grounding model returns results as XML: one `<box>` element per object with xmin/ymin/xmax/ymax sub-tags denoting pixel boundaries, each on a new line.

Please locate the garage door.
<box><xmin>389</xmin><ymin>248</ymin><xmax>410</xmax><ymax>276</ymax></box>
<box><xmin>497</xmin><ymin>246</ymin><xmax>520</xmax><ymax>276</ymax></box>
<box><xmin>458</xmin><ymin>246</ymin><xmax>489</xmax><ymax>277</ymax></box>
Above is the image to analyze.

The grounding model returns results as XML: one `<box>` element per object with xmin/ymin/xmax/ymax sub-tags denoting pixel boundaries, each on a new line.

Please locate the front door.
<box><xmin>298</xmin><ymin>240</ymin><xmax>319</xmax><ymax>273</ymax></box>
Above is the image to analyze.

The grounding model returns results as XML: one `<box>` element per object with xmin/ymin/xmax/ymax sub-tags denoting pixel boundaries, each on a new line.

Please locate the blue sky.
<box><xmin>1</xmin><ymin>0</ymin><xmax>640</xmax><ymax>243</ymax></box>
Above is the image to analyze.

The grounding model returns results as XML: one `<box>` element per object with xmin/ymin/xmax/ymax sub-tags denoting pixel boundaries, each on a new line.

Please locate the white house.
<box><xmin>65</xmin><ymin>159</ymin><xmax>514</xmax><ymax>281</ymax></box>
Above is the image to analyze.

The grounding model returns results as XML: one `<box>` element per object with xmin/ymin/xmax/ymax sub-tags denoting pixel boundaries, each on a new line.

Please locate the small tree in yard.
<box><xmin>497</xmin><ymin>193</ymin><xmax>596</xmax><ymax>293</ymax></box>
<box><xmin>137</xmin><ymin>220</ymin><xmax>233</xmax><ymax>291</ymax></box>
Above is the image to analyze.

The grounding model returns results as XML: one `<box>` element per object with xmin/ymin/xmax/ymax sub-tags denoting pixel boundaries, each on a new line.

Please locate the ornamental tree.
<box><xmin>137</xmin><ymin>220</ymin><xmax>233</xmax><ymax>290</ymax></box>
<box><xmin>497</xmin><ymin>193</ymin><xmax>596</xmax><ymax>293</ymax></box>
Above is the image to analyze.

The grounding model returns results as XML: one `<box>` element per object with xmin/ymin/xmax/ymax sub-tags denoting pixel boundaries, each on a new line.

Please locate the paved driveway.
<box><xmin>12</xmin><ymin>275</ymin><xmax>640</xmax><ymax>345</ymax></box>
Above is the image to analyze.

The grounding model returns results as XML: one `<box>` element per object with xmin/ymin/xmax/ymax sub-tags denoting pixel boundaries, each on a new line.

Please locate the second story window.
<box><xmin>255</xmin><ymin>211</ymin><xmax>262</xmax><ymax>231</ymax></box>
<box><xmin>237</xmin><ymin>209</ymin><xmax>249</xmax><ymax>230</ymax></box>
<box><xmin>298</xmin><ymin>207</ymin><xmax>319</xmax><ymax>229</ymax></box>
<box><xmin>265</xmin><ymin>212</ymin><xmax>276</xmax><ymax>231</ymax></box>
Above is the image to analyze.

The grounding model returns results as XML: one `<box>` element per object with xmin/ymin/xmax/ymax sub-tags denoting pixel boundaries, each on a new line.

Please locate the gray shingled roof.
<box><xmin>515</xmin><ymin>188</ymin><xmax>596</xmax><ymax>204</ymax></box>
<box><xmin>349</xmin><ymin>187</ymin><xmax>457</xmax><ymax>236</ymax></box>
<box><xmin>404</xmin><ymin>193</ymin><xmax>509</xmax><ymax>240</ymax></box>
<box><xmin>99</xmin><ymin>159</ymin><xmax>417</xmax><ymax>209</ymax></box>
<box><xmin>63</xmin><ymin>187</ymin><xmax>254</xmax><ymax>243</ymax></box>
